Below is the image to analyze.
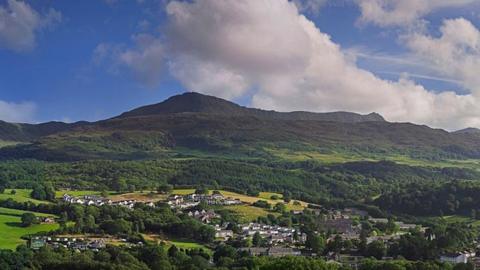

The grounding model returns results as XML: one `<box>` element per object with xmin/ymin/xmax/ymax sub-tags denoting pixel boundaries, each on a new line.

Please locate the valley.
<box><xmin>1</xmin><ymin>93</ymin><xmax>480</xmax><ymax>269</ymax></box>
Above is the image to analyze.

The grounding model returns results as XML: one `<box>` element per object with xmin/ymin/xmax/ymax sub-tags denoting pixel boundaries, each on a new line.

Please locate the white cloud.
<box><xmin>0</xmin><ymin>0</ymin><xmax>61</xmax><ymax>52</ymax></box>
<box><xmin>292</xmin><ymin>0</ymin><xmax>327</xmax><ymax>14</ymax></box>
<box><xmin>0</xmin><ymin>100</ymin><xmax>36</xmax><ymax>123</ymax></box>
<box><xmin>169</xmin><ymin>56</ymin><xmax>250</xmax><ymax>100</ymax></box>
<box><xmin>404</xmin><ymin>18</ymin><xmax>480</xmax><ymax>95</ymax></box>
<box><xmin>93</xmin><ymin>34</ymin><xmax>165</xmax><ymax>88</ymax></box>
<box><xmin>355</xmin><ymin>0</ymin><xmax>476</xmax><ymax>27</ymax></box>
<box><xmin>162</xmin><ymin>0</ymin><xmax>480</xmax><ymax>130</ymax></box>
<box><xmin>119</xmin><ymin>34</ymin><xmax>165</xmax><ymax>87</ymax></box>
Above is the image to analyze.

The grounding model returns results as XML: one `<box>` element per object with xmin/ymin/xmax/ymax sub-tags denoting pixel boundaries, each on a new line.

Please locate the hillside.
<box><xmin>0</xmin><ymin>92</ymin><xmax>480</xmax><ymax>162</ymax></box>
<box><xmin>118</xmin><ymin>92</ymin><xmax>386</xmax><ymax>122</ymax></box>
<box><xmin>0</xmin><ymin>120</ymin><xmax>86</xmax><ymax>142</ymax></box>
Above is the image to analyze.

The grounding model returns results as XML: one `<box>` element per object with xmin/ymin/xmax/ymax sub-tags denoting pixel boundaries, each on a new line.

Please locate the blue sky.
<box><xmin>1</xmin><ymin>0</ymin><xmax>480</xmax><ymax>130</ymax></box>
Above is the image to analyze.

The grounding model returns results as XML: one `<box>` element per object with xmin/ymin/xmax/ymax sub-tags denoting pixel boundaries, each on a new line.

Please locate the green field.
<box><xmin>265</xmin><ymin>147</ymin><xmax>480</xmax><ymax>169</ymax></box>
<box><xmin>0</xmin><ymin>189</ymin><xmax>48</xmax><ymax>204</ymax></box>
<box><xmin>55</xmin><ymin>190</ymin><xmax>104</xmax><ymax>198</ymax></box>
<box><xmin>223</xmin><ymin>205</ymin><xmax>279</xmax><ymax>223</ymax></box>
<box><xmin>0</xmin><ymin>207</ymin><xmax>59</xmax><ymax>249</ymax></box>
<box><xmin>169</xmin><ymin>240</ymin><xmax>212</xmax><ymax>254</ymax></box>
<box><xmin>170</xmin><ymin>189</ymin><xmax>306</xmax><ymax>213</ymax></box>
<box><xmin>424</xmin><ymin>215</ymin><xmax>480</xmax><ymax>227</ymax></box>
<box><xmin>172</xmin><ymin>189</ymin><xmax>196</xmax><ymax>195</ymax></box>
<box><xmin>143</xmin><ymin>234</ymin><xmax>212</xmax><ymax>255</ymax></box>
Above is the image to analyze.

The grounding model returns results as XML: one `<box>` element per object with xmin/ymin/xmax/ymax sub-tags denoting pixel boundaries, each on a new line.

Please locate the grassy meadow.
<box><xmin>265</xmin><ymin>147</ymin><xmax>480</xmax><ymax>170</ymax></box>
<box><xmin>142</xmin><ymin>234</ymin><xmax>212</xmax><ymax>255</ymax></box>
<box><xmin>0</xmin><ymin>207</ymin><xmax>58</xmax><ymax>249</ymax></box>
<box><xmin>1</xmin><ymin>189</ymin><xmax>48</xmax><ymax>204</ymax></box>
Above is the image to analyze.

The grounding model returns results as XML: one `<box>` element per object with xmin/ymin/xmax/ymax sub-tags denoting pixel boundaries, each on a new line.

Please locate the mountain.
<box><xmin>0</xmin><ymin>120</ymin><xmax>87</xmax><ymax>142</ymax></box>
<box><xmin>453</xmin><ymin>127</ymin><xmax>480</xmax><ymax>135</ymax></box>
<box><xmin>1</xmin><ymin>92</ymin><xmax>480</xmax><ymax>161</ymax></box>
<box><xmin>118</xmin><ymin>92</ymin><xmax>385</xmax><ymax>123</ymax></box>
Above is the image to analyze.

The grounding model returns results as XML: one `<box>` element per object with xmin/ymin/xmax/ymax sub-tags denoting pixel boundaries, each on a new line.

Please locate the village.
<box><xmin>53</xmin><ymin>189</ymin><xmax>463</xmax><ymax>268</ymax></box>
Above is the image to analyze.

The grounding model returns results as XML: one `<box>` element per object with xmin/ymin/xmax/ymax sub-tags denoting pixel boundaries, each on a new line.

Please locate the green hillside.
<box><xmin>0</xmin><ymin>93</ymin><xmax>479</xmax><ymax>217</ymax></box>
<box><xmin>0</xmin><ymin>207</ymin><xmax>58</xmax><ymax>249</ymax></box>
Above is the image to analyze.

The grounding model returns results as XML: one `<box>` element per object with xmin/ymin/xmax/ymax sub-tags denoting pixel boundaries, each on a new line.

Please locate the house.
<box><xmin>369</xmin><ymin>218</ymin><xmax>389</xmax><ymax>224</ymax></box>
<box><xmin>337</xmin><ymin>255</ymin><xmax>365</xmax><ymax>270</ymax></box>
<box><xmin>396</xmin><ymin>222</ymin><xmax>418</xmax><ymax>231</ymax></box>
<box><xmin>366</xmin><ymin>235</ymin><xmax>400</xmax><ymax>244</ymax></box>
<box><xmin>440</xmin><ymin>252</ymin><xmax>476</xmax><ymax>264</ymax></box>
<box><xmin>39</xmin><ymin>216</ymin><xmax>56</xmax><ymax>224</ymax></box>
<box><xmin>267</xmin><ymin>247</ymin><xmax>301</xmax><ymax>257</ymax></box>
<box><xmin>215</xmin><ymin>229</ymin><xmax>234</xmax><ymax>239</ymax></box>
<box><xmin>240</xmin><ymin>247</ymin><xmax>268</xmax><ymax>256</ymax></box>
<box><xmin>187</xmin><ymin>210</ymin><xmax>219</xmax><ymax>223</ymax></box>
<box><xmin>323</xmin><ymin>218</ymin><xmax>355</xmax><ymax>234</ymax></box>
<box><xmin>343</xmin><ymin>208</ymin><xmax>368</xmax><ymax>218</ymax></box>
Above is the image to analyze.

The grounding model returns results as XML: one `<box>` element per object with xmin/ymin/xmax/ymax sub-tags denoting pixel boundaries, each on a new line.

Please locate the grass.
<box><xmin>109</xmin><ymin>191</ymin><xmax>168</xmax><ymax>202</ymax></box>
<box><xmin>258</xmin><ymin>192</ymin><xmax>283</xmax><ymax>200</ymax></box>
<box><xmin>422</xmin><ymin>215</ymin><xmax>480</xmax><ymax>227</ymax></box>
<box><xmin>265</xmin><ymin>146</ymin><xmax>480</xmax><ymax>170</ymax></box>
<box><xmin>172</xmin><ymin>189</ymin><xmax>196</xmax><ymax>195</ymax></box>
<box><xmin>169</xmin><ymin>240</ymin><xmax>212</xmax><ymax>253</ymax></box>
<box><xmin>223</xmin><ymin>205</ymin><xmax>279</xmax><ymax>223</ymax></box>
<box><xmin>170</xmin><ymin>189</ymin><xmax>307</xmax><ymax>212</ymax></box>
<box><xmin>0</xmin><ymin>207</ymin><xmax>54</xmax><ymax>217</ymax></box>
<box><xmin>0</xmin><ymin>189</ymin><xmax>49</xmax><ymax>204</ymax></box>
<box><xmin>218</xmin><ymin>190</ymin><xmax>307</xmax><ymax>211</ymax></box>
<box><xmin>142</xmin><ymin>234</ymin><xmax>212</xmax><ymax>255</ymax></box>
<box><xmin>0</xmin><ymin>207</ymin><xmax>59</xmax><ymax>249</ymax></box>
<box><xmin>0</xmin><ymin>140</ymin><xmax>18</xmax><ymax>148</ymax></box>
<box><xmin>55</xmin><ymin>190</ymin><xmax>105</xmax><ymax>198</ymax></box>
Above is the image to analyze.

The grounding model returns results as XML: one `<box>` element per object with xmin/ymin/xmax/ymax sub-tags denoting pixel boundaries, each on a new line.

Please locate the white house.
<box><xmin>440</xmin><ymin>252</ymin><xmax>476</xmax><ymax>264</ymax></box>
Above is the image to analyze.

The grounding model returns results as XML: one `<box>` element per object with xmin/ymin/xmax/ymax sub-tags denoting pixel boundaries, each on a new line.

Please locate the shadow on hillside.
<box><xmin>0</xmin><ymin>212</ymin><xmax>22</xmax><ymax>217</ymax></box>
<box><xmin>5</xmin><ymin>222</ymin><xmax>23</xmax><ymax>228</ymax></box>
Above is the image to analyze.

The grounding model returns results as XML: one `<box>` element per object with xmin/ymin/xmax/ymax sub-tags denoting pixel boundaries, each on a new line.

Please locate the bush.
<box><xmin>21</xmin><ymin>213</ymin><xmax>38</xmax><ymax>227</ymax></box>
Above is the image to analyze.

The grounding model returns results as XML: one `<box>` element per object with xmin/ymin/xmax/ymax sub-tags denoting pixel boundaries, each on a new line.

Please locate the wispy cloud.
<box><xmin>0</xmin><ymin>0</ymin><xmax>61</xmax><ymax>52</ymax></box>
<box><xmin>0</xmin><ymin>100</ymin><xmax>36</xmax><ymax>123</ymax></box>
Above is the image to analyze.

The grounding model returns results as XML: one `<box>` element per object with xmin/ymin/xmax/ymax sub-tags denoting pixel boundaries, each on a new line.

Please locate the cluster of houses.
<box><xmin>306</xmin><ymin>206</ymin><xmax>426</xmax><ymax>246</ymax></box>
<box><xmin>29</xmin><ymin>236</ymin><xmax>107</xmax><ymax>251</ymax></box>
<box><xmin>212</xmin><ymin>222</ymin><xmax>307</xmax><ymax>247</ymax></box>
<box><xmin>166</xmin><ymin>193</ymin><xmax>242</xmax><ymax>209</ymax></box>
<box><xmin>187</xmin><ymin>209</ymin><xmax>220</xmax><ymax>224</ymax></box>
<box><xmin>62</xmin><ymin>194</ymin><xmax>111</xmax><ymax>206</ymax></box>
<box><xmin>62</xmin><ymin>194</ymin><xmax>155</xmax><ymax>209</ymax></box>
<box><xmin>240</xmin><ymin>223</ymin><xmax>307</xmax><ymax>245</ymax></box>
<box><xmin>240</xmin><ymin>247</ymin><xmax>302</xmax><ymax>257</ymax></box>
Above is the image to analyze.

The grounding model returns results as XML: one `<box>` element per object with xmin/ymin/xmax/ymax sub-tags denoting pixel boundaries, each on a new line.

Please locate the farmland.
<box><xmin>0</xmin><ymin>207</ymin><xmax>58</xmax><ymax>249</ymax></box>
<box><xmin>0</xmin><ymin>189</ymin><xmax>48</xmax><ymax>204</ymax></box>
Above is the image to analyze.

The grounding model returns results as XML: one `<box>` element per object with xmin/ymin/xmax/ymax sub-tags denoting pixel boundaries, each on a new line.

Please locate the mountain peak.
<box><xmin>118</xmin><ymin>92</ymin><xmax>244</xmax><ymax>118</ymax></box>
<box><xmin>453</xmin><ymin>127</ymin><xmax>480</xmax><ymax>135</ymax></box>
<box><xmin>117</xmin><ymin>91</ymin><xmax>385</xmax><ymax>123</ymax></box>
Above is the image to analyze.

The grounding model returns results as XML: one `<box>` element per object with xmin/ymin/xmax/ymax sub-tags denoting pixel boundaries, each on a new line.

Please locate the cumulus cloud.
<box><xmin>404</xmin><ymin>18</ymin><xmax>480</xmax><ymax>94</ymax></box>
<box><xmin>162</xmin><ymin>0</ymin><xmax>480</xmax><ymax>130</ymax></box>
<box><xmin>95</xmin><ymin>0</ymin><xmax>480</xmax><ymax>130</ymax></box>
<box><xmin>0</xmin><ymin>0</ymin><xmax>61</xmax><ymax>52</ymax></box>
<box><xmin>170</xmin><ymin>56</ymin><xmax>250</xmax><ymax>99</ymax></box>
<box><xmin>292</xmin><ymin>0</ymin><xmax>327</xmax><ymax>14</ymax></box>
<box><xmin>0</xmin><ymin>100</ymin><xmax>36</xmax><ymax>123</ymax></box>
<box><xmin>118</xmin><ymin>34</ymin><xmax>165</xmax><ymax>87</ymax></box>
<box><xmin>94</xmin><ymin>34</ymin><xmax>165</xmax><ymax>87</ymax></box>
<box><xmin>355</xmin><ymin>0</ymin><xmax>476</xmax><ymax>27</ymax></box>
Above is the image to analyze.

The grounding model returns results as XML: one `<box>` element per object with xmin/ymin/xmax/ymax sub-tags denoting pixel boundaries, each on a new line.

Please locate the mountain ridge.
<box><xmin>1</xmin><ymin>92</ymin><xmax>480</xmax><ymax>161</ymax></box>
<box><xmin>117</xmin><ymin>92</ymin><xmax>386</xmax><ymax>123</ymax></box>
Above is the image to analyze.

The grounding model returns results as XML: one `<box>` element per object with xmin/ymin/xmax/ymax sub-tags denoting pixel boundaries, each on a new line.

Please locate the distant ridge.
<box><xmin>453</xmin><ymin>127</ymin><xmax>480</xmax><ymax>135</ymax></box>
<box><xmin>118</xmin><ymin>92</ymin><xmax>386</xmax><ymax>123</ymax></box>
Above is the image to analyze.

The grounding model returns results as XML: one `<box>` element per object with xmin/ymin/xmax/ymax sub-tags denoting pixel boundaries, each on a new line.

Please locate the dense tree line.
<box><xmin>376</xmin><ymin>181</ymin><xmax>480</xmax><ymax>216</ymax></box>
<box><xmin>1</xmin><ymin>159</ymin><xmax>475</xmax><ymax>210</ymax></box>
<box><xmin>0</xmin><ymin>243</ymin><xmax>465</xmax><ymax>270</ymax></box>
